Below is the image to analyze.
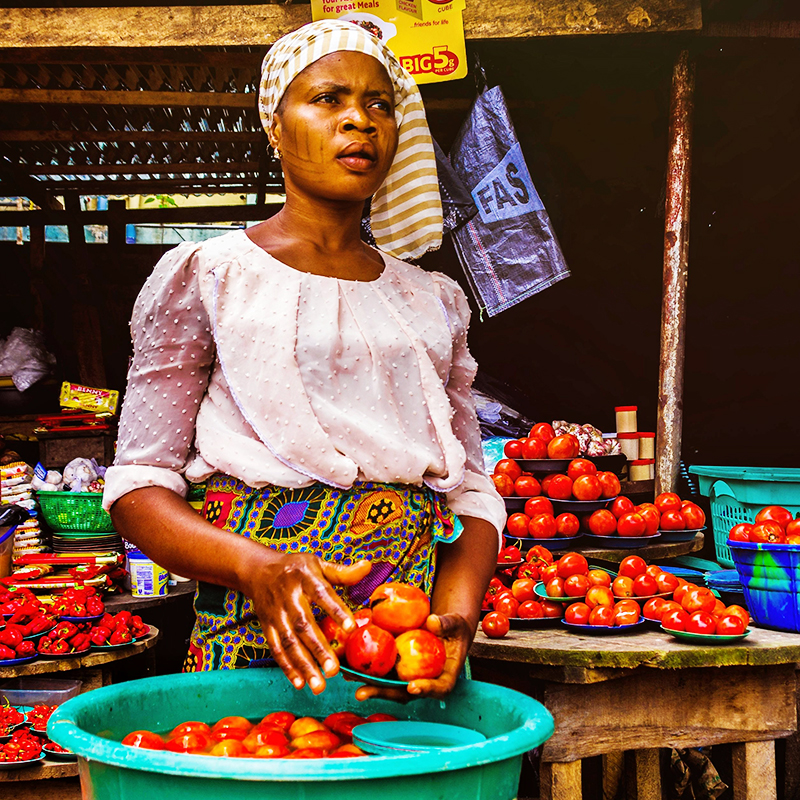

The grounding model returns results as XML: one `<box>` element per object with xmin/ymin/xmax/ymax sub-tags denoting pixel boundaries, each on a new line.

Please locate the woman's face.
<box><xmin>270</xmin><ymin>51</ymin><xmax>399</xmax><ymax>204</ymax></box>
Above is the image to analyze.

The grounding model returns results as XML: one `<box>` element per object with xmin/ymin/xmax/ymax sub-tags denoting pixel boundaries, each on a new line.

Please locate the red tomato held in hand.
<box><xmin>611</xmin><ymin>496</ymin><xmax>636</xmax><ymax>519</ymax></box>
<box><xmin>685</xmin><ymin>611</ymin><xmax>716</xmax><ymax>635</ymax></box>
<box><xmin>394</xmin><ymin>629</ymin><xmax>446</xmax><ymax>681</ymax></box>
<box><xmin>320</xmin><ymin>616</ymin><xmax>351</xmax><ymax>657</ymax></box>
<box><xmin>541</xmin><ymin>601</ymin><xmax>563</xmax><ymax>618</ymax></box>
<box><xmin>654</xmin><ymin>492</ymin><xmax>682</xmax><ymax>513</ymax></box>
<box><xmin>557</xmin><ymin>552</ymin><xmax>589</xmax><ymax>578</ymax></box>
<box><xmin>512</xmin><ymin>579</ymin><xmax>537</xmax><ymax>602</ymax></box>
<box><xmin>617</xmin><ymin>512</ymin><xmax>647</xmax><ymax>537</ymax></box>
<box><xmin>715</xmin><ymin>615</ymin><xmax>746</xmax><ymax>635</ymax></box>
<box><xmin>632</xmin><ymin>574</ymin><xmax>658</xmax><ymax>597</ymax></box>
<box><xmin>555</xmin><ymin>513</ymin><xmax>580</xmax><ymax>537</ymax></box>
<box><xmin>564</xmin><ymin>574</ymin><xmax>591</xmax><ymax>597</ymax></box>
<box><xmin>564</xmin><ymin>602</ymin><xmax>591</xmax><ymax>625</ymax></box>
<box><xmin>660</xmin><ymin>510</ymin><xmax>685</xmax><ymax>531</ymax></box>
<box><xmin>572</xmin><ymin>475</ymin><xmax>603</xmax><ymax>502</ymax></box>
<box><xmin>588</xmin><ymin>510</ymin><xmax>617</xmax><ymax>536</ymax></box>
<box><xmin>728</xmin><ymin>523</ymin><xmax>753</xmax><ymax>542</ymax></box>
<box><xmin>567</xmin><ymin>459</ymin><xmax>598</xmax><ymax>480</ymax></box>
<box><xmin>588</xmin><ymin>605</ymin><xmax>615</xmax><ymax>627</ymax></box>
<box><xmin>545</xmin><ymin>474</ymin><xmax>574</xmax><ymax>500</ymax></box>
<box><xmin>547</xmin><ymin>435</ymin><xmax>580</xmax><ymax>459</ymax></box>
<box><xmin>344</xmin><ymin>624</ymin><xmax>398</xmax><ymax>677</ymax></box>
<box><xmin>514</xmin><ymin>475</ymin><xmax>542</xmax><ymax>497</ymax></box>
<box><xmin>503</xmin><ymin>439</ymin><xmax>524</xmax><ymax>459</ymax></box>
<box><xmin>506</xmin><ymin>513</ymin><xmax>531</xmax><ymax>539</ymax></box>
<box><xmin>370</xmin><ymin>583</ymin><xmax>430</xmax><ymax>634</ymax></box>
<box><xmin>597</xmin><ymin>472</ymin><xmax>621</xmax><ymax>499</ymax></box>
<box><xmin>680</xmin><ymin>503</ymin><xmax>706</xmax><ymax>529</ymax></box>
<box><xmin>518</xmin><ymin>600</ymin><xmax>544</xmax><ymax>619</ymax></box>
<box><xmin>495</xmin><ymin>595</ymin><xmax>521</xmax><ymax>618</ymax></box>
<box><xmin>529</xmin><ymin>513</ymin><xmax>557</xmax><ymax>539</ymax></box>
<box><xmin>122</xmin><ymin>730</ymin><xmax>166</xmax><ymax>750</ymax></box>
<box><xmin>525</xmin><ymin>496</ymin><xmax>555</xmax><ymax>517</ymax></box>
<box><xmin>529</xmin><ymin>423</ymin><xmax>556</xmax><ymax>442</ymax></box>
<box><xmin>492</xmin><ymin>474</ymin><xmax>515</xmax><ymax>497</ymax></box>
<box><xmin>522</xmin><ymin>437</ymin><xmax>548</xmax><ymax>459</ymax></box>
<box><xmin>750</xmin><ymin>521</ymin><xmax>786</xmax><ymax>543</ymax></box>
<box><xmin>585</xmin><ymin>585</ymin><xmax>615</xmax><ymax>609</ymax></box>
<box><xmin>482</xmin><ymin>612</ymin><xmax>510</xmax><ymax>638</ymax></box>
<box><xmin>494</xmin><ymin>459</ymin><xmax>522</xmax><ymax>483</ymax></box>
<box><xmin>662</xmin><ymin>608</ymin><xmax>689</xmax><ymax>631</ymax></box>
<box><xmin>587</xmin><ymin>568</ymin><xmax>612</xmax><ymax>587</ymax></box>
<box><xmin>755</xmin><ymin>505</ymin><xmax>793</xmax><ymax>529</ymax></box>
<box><xmin>618</xmin><ymin>555</ymin><xmax>647</xmax><ymax>579</ymax></box>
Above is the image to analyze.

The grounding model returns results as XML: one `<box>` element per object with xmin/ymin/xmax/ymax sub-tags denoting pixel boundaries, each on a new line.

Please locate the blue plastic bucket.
<box><xmin>48</xmin><ymin>669</ymin><xmax>554</xmax><ymax>800</ymax></box>
<box><xmin>729</xmin><ymin>540</ymin><xmax>800</xmax><ymax>632</ymax></box>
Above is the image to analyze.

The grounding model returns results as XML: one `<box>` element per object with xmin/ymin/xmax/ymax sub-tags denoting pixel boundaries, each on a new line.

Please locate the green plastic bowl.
<box><xmin>48</xmin><ymin>669</ymin><xmax>553</xmax><ymax>800</ymax></box>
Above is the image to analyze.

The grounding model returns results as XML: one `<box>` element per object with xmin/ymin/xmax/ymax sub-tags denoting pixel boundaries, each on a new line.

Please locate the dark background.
<box><xmin>1</xmin><ymin>28</ymin><xmax>798</xmax><ymax>471</ymax></box>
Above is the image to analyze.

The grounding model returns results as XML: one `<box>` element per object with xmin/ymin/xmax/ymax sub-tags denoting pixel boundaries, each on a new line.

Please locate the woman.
<box><xmin>104</xmin><ymin>20</ymin><xmax>505</xmax><ymax>701</ymax></box>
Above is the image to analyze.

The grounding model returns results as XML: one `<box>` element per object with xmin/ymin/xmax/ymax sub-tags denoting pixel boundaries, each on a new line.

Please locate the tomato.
<box><xmin>711</xmin><ymin>598</ymin><xmax>727</xmax><ymax>618</ymax></box>
<box><xmin>645</xmin><ymin>564</ymin><xmax>663</xmax><ymax>578</ymax></box>
<box><xmin>503</xmin><ymin>439</ymin><xmax>524</xmax><ymax>459</ymax></box>
<box><xmin>541</xmin><ymin>600</ymin><xmax>563</xmax><ymax>618</ymax></box>
<box><xmin>597</xmin><ymin>472</ymin><xmax>621</xmax><ymax>499</ymax></box>
<box><xmin>564</xmin><ymin>574</ymin><xmax>591</xmax><ymax>597</ymax></box>
<box><xmin>685</xmin><ymin>611</ymin><xmax>716</xmax><ymax>635</ymax></box>
<box><xmin>642</xmin><ymin>597</ymin><xmax>666</xmax><ymax>620</ymax></box>
<box><xmin>567</xmin><ymin>459</ymin><xmax>598</xmax><ymax>480</ymax></box>
<box><xmin>210</xmin><ymin>739</ymin><xmax>247</xmax><ymax>757</ymax></box>
<box><xmin>662</xmin><ymin>608</ymin><xmax>689</xmax><ymax>631</ymax></box>
<box><xmin>728</xmin><ymin>523</ymin><xmax>753</xmax><ymax>542</ymax></box>
<box><xmin>755</xmin><ymin>505</ymin><xmax>793</xmax><ymax>529</ymax></box>
<box><xmin>353</xmin><ymin>608</ymin><xmax>373</xmax><ymax>628</ymax></box>
<box><xmin>492</xmin><ymin>590</ymin><xmax>514</xmax><ymax>609</ymax></box>
<box><xmin>585</xmin><ymin>585</ymin><xmax>614</xmax><ymax>609</ymax></box>
<box><xmin>394</xmin><ymin>629</ymin><xmax>446</xmax><ymax>681</ymax></box>
<box><xmin>654</xmin><ymin>492</ymin><xmax>682</xmax><ymax>513</ymax></box>
<box><xmin>564</xmin><ymin>602</ymin><xmax>591</xmax><ymax>625</ymax></box>
<box><xmin>492</xmin><ymin>474</ymin><xmax>515</xmax><ymax>497</ymax></box>
<box><xmin>545</xmin><ymin>474</ymin><xmax>573</xmax><ymax>500</ymax></box>
<box><xmin>680</xmin><ymin>503</ymin><xmax>706</xmax><ymax>529</ymax></box>
<box><xmin>682</xmin><ymin>587</ymin><xmax>716</xmax><ymax>614</ymax></box>
<box><xmin>170</xmin><ymin>721</ymin><xmax>212</xmax><ymax>739</ymax></box>
<box><xmin>587</xmin><ymin>569</ymin><xmax>612</xmax><ymax>587</ymax></box>
<box><xmin>166</xmin><ymin>731</ymin><xmax>213</xmax><ymax>753</ymax></box>
<box><xmin>212</xmin><ymin>726</ymin><xmax>250</xmax><ymax>742</ymax></box>
<box><xmin>613</xmin><ymin>605</ymin><xmax>640</xmax><ymax>626</ymax></box>
<box><xmin>655</xmin><ymin>571</ymin><xmax>679</xmax><ymax>594</ymax></box>
<box><xmin>481</xmin><ymin>611</ymin><xmax>509</xmax><ymax>638</ymax></box>
<box><xmin>630</xmin><ymin>574</ymin><xmax>656</xmax><ymax>597</ymax></box>
<box><xmin>525</xmin><ymin>496</ymin><xmax>555</xmax><ymax>517</ymax></box>
<box><xmin>634</xmin><ymin>506</ymin><xmax>660</xmax><ymax>535</ymax></box>
<box><xmin>494</xmin><ymin>459</ymin><xmax>522</xmax><ymax>483</ymax></box>
<box><xmin>618</xmin><ymin>555</ymin><xmax>647</xmax><ymax>579</ymax></box>
<box><xmin>243</xmin><ymin>728</ymin><xmax>289</xmax><ymax>752</ymax></box>
<box><xmin>344</xmin><ymin>624</ymin><xmax>398</xmax><ymax>677</ymax></box>
<box><xmin>529</xmin><ymin>513</ymin><xmax>557</xmax><ymax>539</ymax></box>
<box><xmin>518</xmin><ymin>600</ymin><xmax>544</xmax><ymax>618</ymax></box>
<box><xmin>529</xmin><ymin>422</ymin><xmax>556</xmax><ymax>442</ymax></box>
<box><xmin>611</xmin><ymin>496</ymin><xmax>636</xmax><ymax>519</ymax></box>
<box><xmin>522</xmin><ymin>437</ymin><xmax>548</xmax><ymax>459</ymax></box>
<box><xmin>366</xmin><ymin>713</ymin><xmax>398</xmax><ymax>723</ymax></box>
<box><xmin>617</xmin><ymin>512</ymin><xmax>647</xmax><ymax>537</ymax></box>
<box><xmin>261</xmin><ymin>711</ymin><xmax>296</xmax><ymax>731</ymax></box>
<box><xmin>673</xmin><ymin>583</ymin><xmax>696</xmax><ymax>605</ymax></box>
<box><xmin>588</xmin><ymin>510</ymin><xmax>617</xmax><ymax>536</ymax></box>
<box><xmin>328</xmin><ymin>744</ymin><xmax>367</xmax><ymax>758</ymax></box>
<box><xmin>506</xmin><ymin>513</ymin><xmax>531</xmax><ymax>539</ymax></box>
<box><xmin>254</xmin><ymin>743</ymin><xmax>292</xmax><ymax>758</ymax></box>
<box><xmin>611</xmin><ymin>576</ymin><xmax>634</xmax><ymax>598</ymax></box>
<box><xmin>724</xmin><ymin>605</ymin><xmax>750</xmax><ymax>627</ymax></box>
<box><xmin>750</xmin><ymin>521</ymin><xmax>786</xmax><ymax>543</ymax></box>
<box><xmin>588</xmin><ymin>605</ymin><xmax>615</xmax><ymax>627</ymax></box>
<box><xmin>370</xmin><ymin>583</ymin><xmax>430</xmax><ymax>634</ymax></box>
<box><xmin>511</xmin><ymin>579</ymin><xmax>536</xmax><ymax>602</ymax></box>
<box><xmin>572</xmin><ymin>475</ymin><xmax>603</xmax><ymax>502</ymax></box>
<box><xmin>545</xmin><ymin>577</ymin><xmax>566</xmax><ymax>598</ymax></box>
<box><xmin>495</xmin><ymin>595</ymin><xmax>520</xmax><ymax>617</ymax></box>
<box><xmin>547</xmin><ymin>435</ymin><xmax>580</xmax><ymax>459</ymax></box>
<box><xmin>660</xmin><ymin>510</ymin><xmax>685</xmax><ymax>531</ymax></box>
<box><xmin>285</xmin><ymin>748</ymin><xmax>326</xmax><ymax>759</ymax></box>
<box><xmin>557</xmin><ymin>552</ymin><xmax>589</xmax><ymax>578</ymax></box>
<box><xmin>527</xmin><ymin>545</ymin><xmax>554</xmax><ymax>565</ymax></box>
<box><xmin>514</xmin><ymin>475</ymin><xmax>541</xmax><ymax>497</ymax></box>
<box><xmin>786</xmin><ymin>519</ymin><xmax>800</xmax><ymax>538</ymax></box>
<box><xmin>555</xmin><ymin>513</ymin><xmax>580</xmax><ymax>537</ymax></box>
<box><xmin>320</xmin><ymin>616</ymin><xmax>351</xmax><ymax>657</ymax></box>
<box><xmin>716</xmin><ymin>615</ymin><xmax>746</xmax><ymax>635</ymax></box>
<box><xmin>122</xmin><ymin>730</ymin><xmax>166</xmax><ymax>750</ymax></box>
<box><xmin>541</xmin><ymin>564</ymin><xmax>559</xmax><ymax>583</ymax></box>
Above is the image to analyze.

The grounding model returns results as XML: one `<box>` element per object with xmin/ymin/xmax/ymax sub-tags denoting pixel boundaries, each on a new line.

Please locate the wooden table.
<box><xmin>469</xmin><ymin>625</ymin><xmax>800</xmax><ymax>800</ymax></box>
<box><xmin>581</xmin><ymin>532</ymin><xmax>704</xmax><ymax>563</ymax></box>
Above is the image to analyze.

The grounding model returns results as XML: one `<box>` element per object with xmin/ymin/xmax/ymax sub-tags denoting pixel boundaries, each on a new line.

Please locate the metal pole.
<box><xmin>656</xmin><ymin>50</ymin><xmax>695</xmax><ymax>495</ymax></box>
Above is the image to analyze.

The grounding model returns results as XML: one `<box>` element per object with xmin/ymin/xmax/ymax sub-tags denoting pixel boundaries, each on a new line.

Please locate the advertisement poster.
<box><xmin>310</xmin><ymin>0</ymin><xmax>467</xmax><ymax>84</ymax></box>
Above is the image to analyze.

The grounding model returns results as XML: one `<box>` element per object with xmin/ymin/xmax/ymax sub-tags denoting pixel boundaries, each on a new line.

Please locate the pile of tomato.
<box><xmin>728</xmin><ymin>505</ymin><xmax>800</xmax><ymax>544</ymax></box>
<box><xmin>645</xmin><ymin>582</ymin><xmax>750</xmax><ymax>636</ymax></box>
<box><xmin>320</xmin><ymin>582</ymin><xmax>445</xmax><ymax>681</ymax></box>
<box><xmin>582</xmin><ymin>492</ymin><xmax>705</xmax><ymax>538</ymax></box>
<box><xmin>122</xmin><ymin>710</ymin><xmax>400</xmax><ymax>759</ymax></box>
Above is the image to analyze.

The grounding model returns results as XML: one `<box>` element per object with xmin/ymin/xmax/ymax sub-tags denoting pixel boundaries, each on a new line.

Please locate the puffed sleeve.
<box><xmin>433</xmin><ymin>274</ymin><xmax>506</xmax><ymax>549</ymax></box>
<box><xmin>102</xmin><ymin>242</ymin><xmax>214</xmax><ymax>510</ymax></box>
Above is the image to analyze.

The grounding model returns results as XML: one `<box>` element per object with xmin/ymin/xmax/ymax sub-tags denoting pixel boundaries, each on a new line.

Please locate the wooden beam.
<box><xmin>0</xmin><ymin>88</ymin><xmax>255</xmax><ymax>109</ymax></box>
<box><xmin>0</xmin><ymin>205</ymin><xmax>281</xmax><ymax>225</ymax></box>
<box><xmin>27</xmin><ymin>178</ymin><xmax>262</xmax><ymax>193</ymax></box>
<box><xmin>0</xmin><ymin>131</ymin><xmax>258</xmax><ymax>143</ymax></box>
<box><xmin>0</xmin><ymin>47</ymin><xmax>262</xmax><ymax>67</ymax></box>
<box><xmin>23</xmin><ymin>163</ymin><xmax>258</xmax><ymax>176</ymax></box>
<box><xmin>701</xmin><ymin>20</ymin><xmax>800</xmax><ymax>38</ymax></box>
<box><xmin>0</xmin><ymin>163</ymin><xmax>64</xmax><ymax>210</ymax></box>
<box><xmin>0</xmin><ymin>1</ymin><xmax>702</xmax><ymax>48</ymax></box>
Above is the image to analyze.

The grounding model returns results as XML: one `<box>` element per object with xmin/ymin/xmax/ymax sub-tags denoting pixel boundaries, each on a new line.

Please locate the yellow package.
<box><xmin>59</xmin><ymin>382</ymin><xmax>119</xmax><ymax>415</ymax></box>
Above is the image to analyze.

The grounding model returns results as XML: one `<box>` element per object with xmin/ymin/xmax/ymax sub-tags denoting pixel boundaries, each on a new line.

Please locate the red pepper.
<box><xmin>37</xmin><ymin>637</ymin><xmax>53</xmax><ymax>654</ymax></box>
<box><xmin>15</xmin><ymin>641</ymin><xmax>36</xmax><ymax>657</ymax></box>
<box><xmin>54</xmin><ymin>621</ymin><xmax>78</xmax><ymax>640</ymax></box>
<box><xmin>0</xmin><ymin>628</ymin><xmax>23</xmax><ymax>648</ymax></box>
<box><xmin>109</xmin><ymin>628</ymin><xmax>132</xmax><ymax>645</ymax></box>
<box><xmin>86</xmin><ymin>596</ymin><xmax>104</xmax><ymax>615</ymax></box>
<box><xmin>29</xmin><ymin>616</ymin><xmax>53</xmax><ymax>634</ymax></box>
<box><xmin>69</xmin><ymin>632</ymin><xmax>91</xmax><ymax>651</ymax></box>
<box><xmin>50</xmin><ymin>639</ymin><xmax>69</xmax><ymax>655</ymax></box>
<box><xmin>90</xmin><ymin>628</ymin><xmax>109</xmax><ymax>646</ymax></box>
<box><xmin>0</xmin><ymin>644</ymin><xmax>16</xmax><ymax>660</ymax></box>
<box><xmin>114</xmin><ymin>611</ymin><xmax>132</xmax><ymax>627</ymax></box>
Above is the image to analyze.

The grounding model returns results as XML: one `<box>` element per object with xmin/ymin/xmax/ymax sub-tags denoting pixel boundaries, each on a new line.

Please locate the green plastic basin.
<box><xmin>48</xmin><ymin>669</ymin><xmax>553</xmax><ymax>799</ymax></box>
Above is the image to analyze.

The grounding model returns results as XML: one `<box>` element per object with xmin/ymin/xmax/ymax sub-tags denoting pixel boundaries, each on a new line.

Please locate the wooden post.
<box><xmin>29</xmin><ymin>222</ymin><xmax>46</xmax><ymax>331</ymax></box>
<box><xmin>656</xmin><ymin>50</ymin><xmax>695</xmax><ymax>495</ymax></box>
<box><xmin>541</xmin><ymin>760</ymin><xmax>582</xmax><ymax>800</ymax></box>
<box><xmin>107</xmin><ymin>198</ymin><xmax>126</xmax><ymax>248</ymax></box>
<box><xmin>625</xmin><ymin>749</ymin><xmax>662</xmax><ymax>800</ymax></box>
<box><xmin>731</xmin><ymin>740</ymin><xmax>777</xmax><ymax>800</ymax></box>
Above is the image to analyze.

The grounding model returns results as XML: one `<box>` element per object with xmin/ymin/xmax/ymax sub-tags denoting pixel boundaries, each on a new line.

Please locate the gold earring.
<box><xmin>273</xmin><ymin>146</ymin><xmax>282</xmax><ymax>160</ymax></box>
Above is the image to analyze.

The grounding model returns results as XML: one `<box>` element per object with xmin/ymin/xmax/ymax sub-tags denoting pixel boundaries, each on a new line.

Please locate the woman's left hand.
<box><xmin>354</xmin><ymin>612</ymin><xmax>473</xmax><ymax>703</ymax></box>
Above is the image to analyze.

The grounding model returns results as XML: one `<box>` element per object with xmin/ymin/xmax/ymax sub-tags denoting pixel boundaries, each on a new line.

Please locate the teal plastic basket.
<box><xmin>689</xmin><ymin>466</ymin><xmax>800</xmax><ymax>568</ymax></box>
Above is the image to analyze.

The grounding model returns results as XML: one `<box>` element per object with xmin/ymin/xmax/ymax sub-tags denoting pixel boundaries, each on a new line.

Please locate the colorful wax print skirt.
<box><xmin>183</xmin><ymin>474</ymin><xmax>461</xmax><ymax>672</ymax></box>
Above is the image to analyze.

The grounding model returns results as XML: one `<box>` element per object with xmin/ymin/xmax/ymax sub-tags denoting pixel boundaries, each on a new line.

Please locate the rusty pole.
<box><xmin>656</xmin><ymin>50</ymin><xmax>695</xmax><ymax>495</ymax></box>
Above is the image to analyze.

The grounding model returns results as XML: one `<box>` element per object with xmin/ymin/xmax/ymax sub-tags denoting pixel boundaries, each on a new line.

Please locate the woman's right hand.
<box><xmin>242</xmin><ymin>552</ymin><xmax>372</xmax><ymax>695</ymax></box>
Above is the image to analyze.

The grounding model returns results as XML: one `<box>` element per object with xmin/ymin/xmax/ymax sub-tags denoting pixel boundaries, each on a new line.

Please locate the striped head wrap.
<box><xmin>258</xmin><ymin>20</ymin><xmax>442</xmax><ymax>261</ymax></box>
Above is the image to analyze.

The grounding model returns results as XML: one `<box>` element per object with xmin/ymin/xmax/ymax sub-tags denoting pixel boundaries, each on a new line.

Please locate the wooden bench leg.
<box><xmin>732</xmin><ymin>741</ymin><xmax>777</xmax><ymax>800</ymax></box>
<box><xmin>541</xmin><ymin>760</ymin><xmax>582</xmax><ymax>800</ymax></box>
<box><xmin>626</xmin><ymin>749</ymin><xmax>662</xmax><ymax>800</ymax></box>
<box><xmin>603</xmin><ymin>752</ymin><xmax>624</xmax><ymax>800</ymax></box>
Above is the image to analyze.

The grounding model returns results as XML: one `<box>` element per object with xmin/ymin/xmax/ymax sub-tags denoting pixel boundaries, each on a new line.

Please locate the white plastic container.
<box><xmin>128</xmin><ymin>551</ymin><xmax>169</xmax><ymax>598</ymax></box>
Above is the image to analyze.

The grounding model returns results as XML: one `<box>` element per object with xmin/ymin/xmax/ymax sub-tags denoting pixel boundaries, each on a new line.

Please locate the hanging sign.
<box><xmin>310</xmin><ymin>0</ymin><xmax>467</xmax><ymax>84</ymax></box>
